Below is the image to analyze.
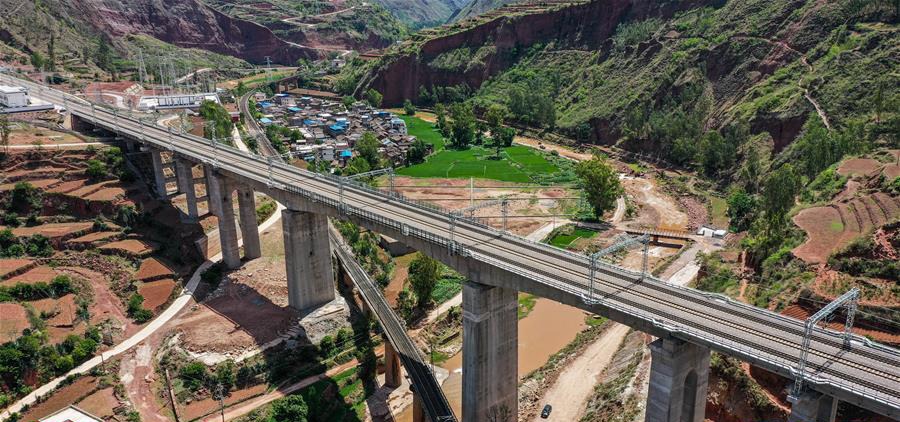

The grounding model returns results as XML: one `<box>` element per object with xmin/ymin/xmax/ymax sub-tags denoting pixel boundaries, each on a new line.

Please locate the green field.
<box><xmin>397</xmin><ymin>145</ymin><xmax>559</xmax><ymax>182</ymax></box>
<box><xmin>396</xmin><ymin>116</ymin><xmax>560</xmax><ymax>183</ymax></box>
<box><xmin>399</xmin><ymin>115</ymin><xmax>445</xmax><ymax>150</ymax></box>
<box><xmin>547</xmin><ymin>227</ymin><xmax>597</xmax><ymax>249</ymax></box>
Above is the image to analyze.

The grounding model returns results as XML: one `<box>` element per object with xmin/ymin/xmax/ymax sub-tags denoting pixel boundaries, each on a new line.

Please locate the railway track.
<box><xmin>11</xmin><ymin>75</ymin><xmax>900</xmax><ymax>416</ymax></box>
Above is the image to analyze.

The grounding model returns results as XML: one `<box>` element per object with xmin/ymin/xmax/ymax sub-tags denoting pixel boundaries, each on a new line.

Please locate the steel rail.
<box><xmin>330</xmin><ymin>230</ymin><xmax>456</xmax><ymax>421</ymax></box>
<box><xmin>10</xmin><ymin>74</ymin><xmax>898</xmax><ymax>414</ymax></box>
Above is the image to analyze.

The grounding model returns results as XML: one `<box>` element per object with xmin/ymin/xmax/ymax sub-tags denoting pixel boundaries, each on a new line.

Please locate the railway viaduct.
<box><xmin>7</xmin><ymin>73</ymin><xmax>899</xmax><ymax>422</ymax></box>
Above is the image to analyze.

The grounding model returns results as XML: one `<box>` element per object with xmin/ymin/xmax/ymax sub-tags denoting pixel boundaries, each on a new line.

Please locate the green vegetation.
<box><xmin>517</xmin><ymin>293</ymin><xmax>537</xmax><ymax>319</ymax></box>
<box><xmin>828</xmin><ymin>227</ymin><xmax>900</xmax><ymax>281</ymax></box>
<box><xmin>126</xmin><ymin>293</ymin><xmax>153</xmax><ymax>323</ymax></box>
<box><xmin>0</xmin><ymin>275</ymin><xmax>74</xmax><ymax>302</ymax></box>
<box><xmin>335</xmin><ymin>221</ymin><xmax>393</xmax><ymax>287</ymax></box>
<box><xmin>709</xmin><ymin>353</ymin><xmax>779</xmax><ymax>415</ymax></box>
<box><xmin>0</xmin><ymin>230</ymin><xmax>54</xmax><ymax>258</ymax></box>
<box><xmin>255</xmin><ymin>198</ymin><xmax>278</xmax><ymax>224</ymax></box>
<box><xmin>0</xmin><ymin>328</ymin><xmax>100</xmax><ymax>400</ymax></box>
<box><xmin>199</xmin><ymin>100</ymin><xmax>235</xmax><ymax>143</ymax></box>
<box><xmin>398</xmin><ymin>115</ymin><xmax>444</xmax><ymax>150</ymax></box>
<box><xmin>397</xmin><ymin>145</ymin><xmax>560</xmax><ymax>183</ymax></box>
<box><xmin>575</xmin><ymin>153</ymin><xmax>624</xmax><ymax>217</ymax></box>
<box><xmin>695</xmin><ymin>253</ymin><xmax>741</xmax><ymax>296</ymax></box>
<box><xmin>546</xmin><ymin>225</ymin><xmax>597</xmax><ymax>249</ymax></box>
<box><xmin>579</xmin><ymin>343</ymin><xmax>642</xmax><ymax>422</ymax></box>
<box><xmin>200</xmin><ymin>262</ymin><xmax>226</xmax><ymax>290</ymax></box>
<box><xmin>409</xmin><ymin>253</ymin><xmax>440</xmax><ymax>309</ymax></box>
<box><xmin>123</xmin><ymin>34</ymin><xmax>251</xmax><ymax>76</ymax></box>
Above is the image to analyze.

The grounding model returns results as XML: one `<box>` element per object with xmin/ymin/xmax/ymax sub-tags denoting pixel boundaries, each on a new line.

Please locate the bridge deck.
<box><xmin>330</xmin><ymin>228</ymin><xmax>457</xmax><ymax>422</ymax></box>
<box><xmin>10</xmin><ymin>74</ymin><xmax>898</xmax><ymax>418</ymax></box>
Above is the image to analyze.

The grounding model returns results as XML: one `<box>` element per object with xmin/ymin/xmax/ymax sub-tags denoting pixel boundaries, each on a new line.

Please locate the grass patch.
<box><xmin>708</xmin><ymin>196</ymin><xmax>729</xmax><ymax>228</ymax></box>
<box><xmin>518</xmin><ymin>293</ymin><xmax>538</xmax><ymax>319</ymax></box>
<box><xmin>829</xmin><ymin>220</ymin><xmax>844</xmax><ymax>232</ymax></box>
<box><xmin>585</xmin><ymin>314</ymin><xmax>607</xmax><ymax>327</ymax></box>
<box><xmin>398</xmin><ymin>115</ymin><xmax>444</xmax><ymax>150</ymax></box>
<box><xmin>547</xmin><ymin>226</ymin><xmax>598</xmax><ymax>249</ymax></box>
<box><xmin>429</xmin><ymin>350</ymin><xmax>450</xmax><ymax>365</ymax></box>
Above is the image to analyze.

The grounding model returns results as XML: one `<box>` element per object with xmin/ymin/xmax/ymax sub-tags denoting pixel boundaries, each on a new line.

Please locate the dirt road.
<box><xmin>532</xmin><ymin>324</ymin><xmax>630</xmax><ymax>421</ymax></box>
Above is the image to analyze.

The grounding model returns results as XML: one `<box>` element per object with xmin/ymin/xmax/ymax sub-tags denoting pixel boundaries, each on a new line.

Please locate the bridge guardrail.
<box><xmin>9</xmin><ymin>74</ymin><xmax>898</xmax><ymax>410</ymax></box>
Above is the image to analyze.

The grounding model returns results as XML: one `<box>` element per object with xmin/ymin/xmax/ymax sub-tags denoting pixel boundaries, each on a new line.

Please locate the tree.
<box><xmin>726</xmin><ymin>189</ymin><xmax>756</xmax><ymax>232</ymax></box>
<box><xmin>179</xmin><ymin>362</ymin><xmax>209</xmax><ymax>392</ymax></box>
<box><xmin>485</xmin><ymin>103</ymin><xmax>507</xmax><ymax>139</ymax></box>
<box><xmin>761</xmin><ymin>164</ymin><xmax>800</xmax><ymax>236</ymax></box>
<box><xmin>47</xmin><ymin>33</ymin><xmax>56</xmax><ymax>72</ymax></box>
<box><xmin>0</xmin><ymin>114</ymin><xmax>10</xmax><ymax>156</ymax></box>
<box><xmin>342</xmin><ymin>95</ymin><xmax>355</xmax><ymax>110</ymax></box>
<box><xmin>86</xmin><ymin>159</ymin><xmax>107</xmax><ymax>181</ymax></box>
<box><xmin>199</xmin><ymin>100</ymin><xmax>234</xmax><ymax>142</ymax></box>
<box><xmin>449</xmin><ymin>102</ymin><xmax>475</xmax><ymax>148</ymax></box>
<box><xmin>575</xmin><ymin>153</ymin><xmax>624</xmax><ymax>217</ymax></box>
<box><xmin>95</xmin><ymin>37</ymin><xmax>114</xmax><ymax>71</ymax></box>
<box><xmin>365</xmin><ymin>89</ymin><xmax>383</xmax><ymax>108</ymax></box>
<box><xmin>344</xmin><ymin>156</ymin><xmax>371</xmax><ymax>176</ymax></box>
<box><xmin>434</xmin><ymin>103</ymin><xmax>448</xmax><ymax>136</ymax></box>
<box><xmin>215</xmin><ymin>360</ymin><xmax>236</xmax><ymax>392</ymax></box>
<box><xmin>403</xmin><ymin>99</ymin><xmax>416</xmax><ymax>116</ymax></box>
<box><xmin>408</xmin><ymin>253</ymin><xmax>440</xmax><ymax>309</ymax></box>
<box><xmin>406</xmin><ymin>139</ymin><xmax>429</xmax><ymax>165</ymax></box>
<box><xmin>269</xmin><ymin>394</ymin><xmax>308</xmax><ymax>422</ymax></box>
<box><xmin>356</xmin><ymin>132</ymin><xmax>381</xmax><ymax>169</ymax></box>
<box><xmin>30</xmin><ymin>52</ymin><xmax>45</xmax><ymax>70</ymax></box>
<box><xmin>698</xmin><ymin>131</ymin><xmax>734</xmax><ymax>176</ymax></box>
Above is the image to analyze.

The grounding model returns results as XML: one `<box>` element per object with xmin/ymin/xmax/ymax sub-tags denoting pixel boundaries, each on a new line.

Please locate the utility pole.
<box><xmin>216</xmin><ymin>383</ymin><xmax>225</xmax><ymax>422</ymax></box>
<box><xmin>264</xmin><ymin>56</ymin><xmax>272</xmax><ymax>84</ymax></box>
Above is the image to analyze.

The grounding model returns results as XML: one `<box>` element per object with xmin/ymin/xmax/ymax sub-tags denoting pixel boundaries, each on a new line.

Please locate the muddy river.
<box><xmin>394</xmin><ymin>297</ymin><xmax>588</xmax><ymax>420</ymax></box>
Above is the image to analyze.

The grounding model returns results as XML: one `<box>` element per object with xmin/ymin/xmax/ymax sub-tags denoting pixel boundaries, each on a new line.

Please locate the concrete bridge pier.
<box><xmin>236</xmin><ymin>187</ymin><xmax>261</xmax><ymax>260</ymax></box>
<box><xmin>788</xmin><ymin>391</ymin><xmax>838</xmax><ymax>422</ymax></box>
<box><xmin>206</xmin><ymin>167</ymin><xmax>241</xmax><ymax>269</ymax></box>
<box><xmin>413</xmin><ymin>393</ymin><xmax>427</xmax><ymax>422</ymax></box>
<box><xmin>149</xmin><ymin>149</ymin><xmax>167</xmax><ymax>198</ymax></box>
<box><xmin>645</xmin><ymin>337</ymin><xmax>710</xmax><ymax>422</ymax></box>
<box><xmin>281</xmin><ymin>209</ymin><xmax>336</xmax><ymax>311</ymax></box>
<box><xmin>462</xmin><ymin>281</ymin><xmax>518</xmax><ymax>422</ymax></box>
<box><xmin>174</xmin><ymin>158</ymin><xmax>198</xmax><ymax>220</ymax></box>
<box><xmin>383</xmin><ymin>336</ymin><xmax>402</xmax><ymax>388</ymax></box>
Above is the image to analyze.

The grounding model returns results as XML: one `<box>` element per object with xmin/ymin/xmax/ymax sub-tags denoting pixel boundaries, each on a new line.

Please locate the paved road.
<box><xmin>9</xmin><ymin>74</ymin><xmax>900</xmax><ymax>419</ymax></box>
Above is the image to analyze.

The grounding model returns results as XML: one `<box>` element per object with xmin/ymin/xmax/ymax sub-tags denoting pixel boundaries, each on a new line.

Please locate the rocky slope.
<box><xmin>351</xmin><ymin>0</ymin><xmax>898</xmax><ymax>150</ymax></box>
<box><xmin>0</xmin><ymin>0</ymin><xmax>320</xmax><ymax>67</ymax></box>
<box><xmin>200</xmin><ymin>0</ymin><xmax>408</xmax><ymax>52</ymax></box>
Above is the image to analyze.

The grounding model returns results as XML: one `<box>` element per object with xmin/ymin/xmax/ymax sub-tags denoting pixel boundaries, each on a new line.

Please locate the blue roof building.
<box><xmin>259</xmin><ymin>117</ymin><xmax>273</xmax><ymax>125</ymax></box>
<box><xmin>287</xmin><ymin>106</ymin><xmax>301</xmax><ymax>113</ymax></box>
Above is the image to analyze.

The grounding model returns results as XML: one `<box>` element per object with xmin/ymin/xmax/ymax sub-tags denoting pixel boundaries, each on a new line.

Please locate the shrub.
<box><xmin>24</xmin><ymin>234</ymin><xmax>53</xmax><ymax>257</ymax></box>
<box><xmin>126</xmin><ymin>294</ymin><xmax>153</xmax><ymax>323</ymax></box>
<box><xmin>179</xmin><ymin>362</ymin><xmax>209</xmax><ymax>392</ymax></box>
<box><xmin>85</xmin><ymin>159</ymin><xmax>107</xmax><ymax>180</ymax></box>
<box><xmin>8</xmin><ymin>182</ymin><xmax>41</xmax><ymax>213</ymax></box>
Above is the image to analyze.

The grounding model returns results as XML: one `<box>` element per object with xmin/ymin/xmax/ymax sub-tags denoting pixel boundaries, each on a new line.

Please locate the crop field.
<box><xmin>397</xmin><ymin>145</ymin><xmax>559</xmax><ymax>183</ymax></box>
<box><xmin>397</xmin><ymin>115</ymin><xmax>561</xmax><ymax>182</ymax></box>
<box><xmin>399</xmin><ymin>115</ymin><xmax>445</xmax><ymax>150</ymax></box>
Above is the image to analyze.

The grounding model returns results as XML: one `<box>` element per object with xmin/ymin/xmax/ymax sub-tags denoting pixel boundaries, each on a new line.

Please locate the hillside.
<box><xmin>349</xmin><ymin>0</ymin><xmax>898</xmax><ymax>151</ymax></box>
<box><xmin>0</xmin><ymin>0</ymin><xmax>321</xmax><ymax>69</ymax></box>
<box><xmin>199</xmin><ymin>0</ymin><xmax>408</xmax><ymax>52</ymax></box>
<box><xmin>377</xmin><ymin>0</ymin><xmax>471</xmax><ymax>28</ymax></box>
<box><xmin>450</xmin><ymin>0</ymin><xmax>517</xmax><ymax>22</ymax></box>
